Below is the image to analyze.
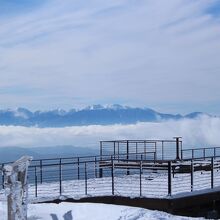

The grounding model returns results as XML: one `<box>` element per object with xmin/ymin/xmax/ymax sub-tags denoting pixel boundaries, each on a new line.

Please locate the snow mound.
<box><xmin>27</xmin><ymin>202</ymin><xmax>203</xmax><ymax>220</ymax></box>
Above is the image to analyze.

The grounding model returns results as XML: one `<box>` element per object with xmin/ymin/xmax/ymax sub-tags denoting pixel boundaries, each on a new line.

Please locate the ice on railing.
<box><xmin>3</xmin><ymin>156</ymin><xmax>32</xmax><ymax>220</ymax></box>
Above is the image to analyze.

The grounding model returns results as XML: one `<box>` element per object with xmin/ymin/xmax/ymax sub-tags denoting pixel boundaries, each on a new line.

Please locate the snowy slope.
<box><xmin>0</xmin><ymin>201</ymin><xmax>204</xmax><ymax>220</ymax></box>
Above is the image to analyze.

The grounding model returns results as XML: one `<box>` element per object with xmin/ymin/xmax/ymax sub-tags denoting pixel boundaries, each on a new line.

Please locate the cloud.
<box><xmin>0</xmin><ymin>116</ymin><xmax>220</xmax><ymax>149</ymax></box>
<box><xmin>0</xmin><ymin>0</ymin><xmax>220</xmax><ymax>113</ymax></box>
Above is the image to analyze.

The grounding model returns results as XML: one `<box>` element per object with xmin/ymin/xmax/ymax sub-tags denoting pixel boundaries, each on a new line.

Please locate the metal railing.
<box><xmin>0</xmin><ymin>151</ymin><xmax>155</xmax><ymax>190</ymax></box>
<box><xmin>181</xmin><ymin>146</ymin><xmax>220</xmax><ymax>159</ymax></box>
<box><xmin>100</xmin><ymin>138</ymin><xmax>183</xmax><ymax>161</ymax></box>
<box><xmin>1</xmin><ymin>140</ymin><xmax>220</xmax><ymax>201</ymax></box>
<box><xmin>21</xmin><ymin>156</ymin><xmax>220</xmax><ymax>200</ymax></box>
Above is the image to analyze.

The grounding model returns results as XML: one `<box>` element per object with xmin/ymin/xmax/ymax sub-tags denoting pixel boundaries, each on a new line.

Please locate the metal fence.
<box><xmin>181</xmin><ymin>146</ymin><xmax>220</xmax><ymax>159</ymax></box>
<box><xmin>2</xmin><ymin>139</ymin><xmax>220</xmax><ymax>201</ymax></box>
<box><xmin>100</xmin><ymin>138</ymin><xmax>183</xmax><ymax>161</ymax></box>
<box><xmin>21</xmin><ymin>156</ymin><xmax>220</xmax><ymax>200</ymax></box>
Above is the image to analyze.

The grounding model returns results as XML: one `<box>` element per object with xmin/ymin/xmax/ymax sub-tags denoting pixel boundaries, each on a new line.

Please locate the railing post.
<box><xmin>100</xmin><ymin>141</ymin><xmax>103</xmax><ymax>158</ymax></box>
<box><xmin>127</xmin><ymin>140</ymin><xmax>130</xmax><ymax>175</ymax></box>
<box><xmin>154</xmin><ymin>142</ymin><xmax>157</xmax><ymax>160</ymax></box>
<box><xmin>214</xmin><ymin>148</ymin><xmax>216</xmax><ymax>159</ymax></box>
<box><xmin>95</xmin><ymin>157</ymin><xmax>97</xmax><ymax>178</ymax></box>
<box><xmin>192</xmin><ymin>149</ymin><xmax>194</xmax><ymax>159</ymax></box>
<box><xmin>40</xmin><ymin>160</ymin><xmax>43</xmax><ymax>184</ymax></box>
<box><xmin>59</xmin><ymin>158</ymin><xmax>62</xmax><ymax>195</ymax></box>
<box><xmin>203</xmin><ymin>149</ymin><xmax>205</xmax><ymax>159</ymax></box>
<box><xmin>191</xmin><ymin>160</ymin><xmax>194</xmax><ymax>192</ymax></box>
<box><xmin>99</xmin><ymin>142</ymin><xmax>103</xmax><ymax>178</ymax></box>
<box><xmin>111</xmin><ymin>157</ymin><xmax>114</xmax><ymax>195</ymax></box>
<box><xmin>77</xmin><ymin>157</ymin><xmax>80</xmax><ymax>180</ymax></box>
<box><xmin>211</xmin><ymin>157</ymin><xmax>214</xmax><ymax>189</ymax></box>
<box><xmin>118</xmin><ymin>142</ymin><xmax>120</xmax><ymax>162</ymax></box>
<box><xmin>144</xmin><ymin>141</ymin><xmax>146</xmax><ymax>160</ymax></box>
<box><xmin>174</xmin><ymin>137</ymin><xmax>182</xmax><ymax>160</ymax></box>
<box><xmin>140</xmin><ymin>161</ymin><xmax>142</xmax><ymax>197</ymax></box>
<box><xmin>162</xmin><ymin>141</ymin><xmax>164</xmax><ymax>160</ymax></box>
<box><xmin>168</xmin><ymin>161</ymin><xmax>172</xmax><ymax>196</ymax></box>
<box><xmin>126</xmin><ymin>140</ymin><xmax>129</xmax><ymax>160</ymax></box>
<box><xmin>85</xmin><ymin>162</ymin><xmax>87</xmax><ymax>195</ymax></box>
<box><xmin>35</xmin><ymin>166</ymin><xmax>38</xmax><ymax>197</ymax></box>
<box><xmin>2</xmin><ymin>163</ymin><xmax>4</xmax><ymax>189</ymax></box>
<box><xmin>136</xmin><ymin>142</ymin><xmax>138</xmax><ymax>160</ymax></box>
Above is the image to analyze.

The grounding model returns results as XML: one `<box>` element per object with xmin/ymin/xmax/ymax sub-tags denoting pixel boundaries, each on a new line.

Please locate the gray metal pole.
<box><xmin>174</xmin><ymin>137</ymin><xmax>182</xmax><ymax>160</ymax></box>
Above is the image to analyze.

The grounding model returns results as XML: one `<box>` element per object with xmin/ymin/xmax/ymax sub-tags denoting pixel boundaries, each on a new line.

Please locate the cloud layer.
<box><xmin>0</xmin><ymin>116</ymin><xmax>220</xmax><ymax>149</ymax></box>
<box><xmin>0</xmin><ymin>0</ymin><xmax>220</xmax><ymax>113</ymax></box>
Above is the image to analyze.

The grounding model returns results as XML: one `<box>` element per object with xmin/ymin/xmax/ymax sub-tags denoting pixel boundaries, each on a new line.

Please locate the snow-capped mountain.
<box><xmin>0</xmin><ymin>105</ymin><xmax>212</xmax><ymax>127</ymax></box>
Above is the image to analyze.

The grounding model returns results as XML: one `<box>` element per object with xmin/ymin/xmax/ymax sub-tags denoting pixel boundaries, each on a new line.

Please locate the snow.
<box><xmin>21</xmin><ymin>169</ymin><xmax>220</xmax><ymax>203</ymax></box>
<box><xmin>0</xmin><ymin>161</ymin><xmax>218</xmax><ymax>219</ymax></box>
<box><xmin>0</xmin><ymin>201</ymin><xmax>203</xmax><ymax>220</ymax></box>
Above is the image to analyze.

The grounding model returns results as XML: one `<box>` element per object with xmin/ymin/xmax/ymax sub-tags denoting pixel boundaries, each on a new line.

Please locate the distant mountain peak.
<box><xmin>0</xmin><ymin>105</ymin><xmax>214</xmax><ymax>127</ymax></box>
<box><xmin>84</xmin><ymin>104</ymin><xmax>105</xmax><ymax>110</ymax></box>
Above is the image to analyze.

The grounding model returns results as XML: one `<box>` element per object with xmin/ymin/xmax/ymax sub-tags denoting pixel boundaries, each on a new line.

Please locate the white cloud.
<box><xmin>0</xmin><ymin>0</ymin><xmax>220</xmax><ymax>113</ymax></box>
<box><xmin>0</xmin><ymin>116</ymin><xmax>220</xmax><ymax>149</ymax></box>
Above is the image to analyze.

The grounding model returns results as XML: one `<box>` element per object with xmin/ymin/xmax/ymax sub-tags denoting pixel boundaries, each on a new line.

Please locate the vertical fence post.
<box><xmin>211</xmin><ymin>157</ymin><xmax>214</xmax><ymax>189</ymax></box>
<box><xmin>59</xmin><ymin>158</ymin><xmax>62</xmax><ymax>195</ymax></box>
<box><xmin>95</xmin><ymin>157</ymin><xmax>97</xmax><ymax>178</ymax></box>
<box><xmin>77</xmin><ymin>157</ymin><xmax>80</xmax><ymax>180</ymax></box>
<box><xmin>162</xmin><ymin>141</ymin><xmax>164</xmax><ymax>160</ymax></box>
<box><xmin>111</xmin><ymin>157</ymin><xmax>114</xmax><ymax>195</ymax></box>
<box><xmin>203</xmin><ymin>149</ymin><xmax>205</xmax><ymax>159</ymax></box>
<box><xmin>2</xmin><ymin>164</ymin><xmax>4</xmax><ymax>189</ymax></box>
<box><xmin>180</xmin><ymin>141</ymin><xmax>183</xmax><ymax>159</ymax></box>
<box><xmin>127</xmin><ymin>140</ymin><xmax>130</xmax><ymax>175</ymax></box>
<box><xmin>35</xmin><ymin>166</ymin><xmax>38</xmax><ymax>197</ymax></box>
<box><xmin>40</xmin><ymin>160</ymin><xmax>43</xmax><ymax>184</ymax></box>
<box><xmin>118</xmin><ymin>142</ymin><xmax>120</xmax><ymax>162</ymax></box>
<box><xmin>168</xmin><ymin>161</ymin><xmax>172</xmax><ymax>196</ymax></box>
<box><xmin>85</xmin><ymin>162</ymin><xmax>87</xmax><ymax>195</ymax></box>
<box><xmin>191</xmin><ymin>160</ymin><xmax>194</xmax><ymax>192</ymax></box>
<box><xmin>214</xmin><ymin>148</ymin><xmax>216</xmax><ymax>159</ymax></box>
<box><xmin>144</xmin><ymin>141</ymin><xmax>146</xmax><ymax>160</ymax></box>
<box><xmin>136</xmin><ymin>142</ymin><xmax>138</xmax><ymax>160</ymax></box>
<box><xmin>113</xmin><ymin>141</ymin><xmax>116</xmax><ymax>158</ymax></box>
<box><xmin>192</xmin><ymin>149</ymin><xmax>194</xmax><ymax>159</ymax></box>
<box><xmin>174</xmin><ymin>137</ymin><xmax>181</xmax><ymax>160</ymax></box>
<box><xmin>99</xmin><ymin>142</ymin><xmax>103</xmax><ymax>178</ymax></box>
<box><xmin>126</xmin><ymin>140</ymin><xmax>129</xmax><ymax>160</ymax></box>
<box><xmin>140</xmin><ymin>160</ymin><xmax>142</xmax><ymax>197</ymax></box>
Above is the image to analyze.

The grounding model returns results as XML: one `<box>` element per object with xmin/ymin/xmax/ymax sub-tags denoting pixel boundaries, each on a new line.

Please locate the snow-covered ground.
<box><xmin>0</xmin><ymin>201</ymin><xmax>204</xmax><ymax>220</ymax></box>
<box><xmin>1</xmin><ymin>169</ymin><xmax>219</xmax><ymax>203</ymax></box>
<box><xmin>23</xmin><ymin>169</ymin><xmax>220</xmax><ymax>202</ymax></box>
<box><xmin>0</xmin><ymin>164</ymin><xmax>218</xmax><ymax>219</ymax></box>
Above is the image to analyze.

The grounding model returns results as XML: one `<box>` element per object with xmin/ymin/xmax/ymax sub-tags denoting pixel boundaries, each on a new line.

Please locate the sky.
<box><xmin>0</xmin><ymin>0</ymin><xmax>220</xmax><ymax>114</ymax></box>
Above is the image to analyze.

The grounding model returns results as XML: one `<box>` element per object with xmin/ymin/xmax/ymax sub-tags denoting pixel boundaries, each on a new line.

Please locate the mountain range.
<box><xmin>0</xmin><ymin>104</ymin><xmax>211</xmax><ymax>127</ymax></box>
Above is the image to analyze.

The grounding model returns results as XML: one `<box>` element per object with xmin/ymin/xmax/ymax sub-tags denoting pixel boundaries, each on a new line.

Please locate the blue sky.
<box><xmin>0</xmin><ymin>0</ymin><xmax>220</xmax><ymax>114</ymax></box>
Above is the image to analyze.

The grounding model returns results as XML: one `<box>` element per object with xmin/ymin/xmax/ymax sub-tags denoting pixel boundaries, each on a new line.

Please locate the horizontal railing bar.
<box><xmin>101</xmin><ymin>139</ymin><xmax>181</xmax><ymax>143</ymax></box>
<box><xmin>182</xmin><ymin>146</ymin><xmax>220</xmax><ymax>151</ymax></box>
<box><xmin>2</xmin><ymin>151</ymin><xmax>156</xmax><ymax>166</ymax></box>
